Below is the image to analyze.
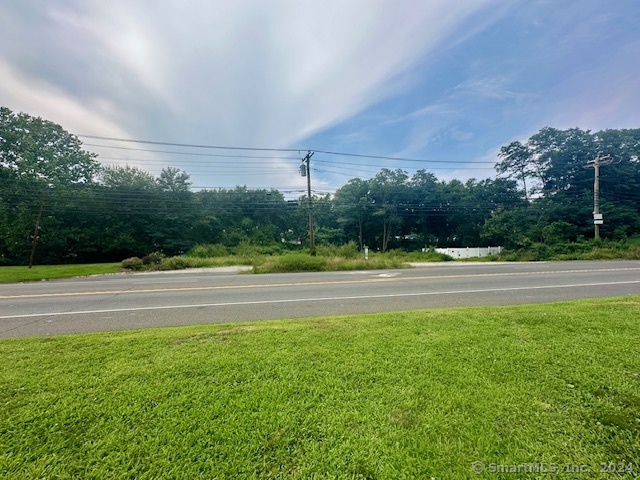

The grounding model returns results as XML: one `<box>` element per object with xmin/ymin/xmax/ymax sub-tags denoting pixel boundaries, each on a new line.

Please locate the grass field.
<box><xmin>0</xmin><ymin>263</ymin><xmax>121</xmax><ymax>283</ymax></box>
<box><xmin>1</xmin><ymin>297</ymin><xmax>639</xmax><ymax>479</ymax></box>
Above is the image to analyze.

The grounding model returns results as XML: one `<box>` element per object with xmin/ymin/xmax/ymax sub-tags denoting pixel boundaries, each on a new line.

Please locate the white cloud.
<box><xmin>1</xmin><ymin>2</ymin><xmax>500</xmax><ymax>138</ymax></box>
<box><xmin>0</xmin><ymin>59</ymin><xmax>129</xmax><ymax>140</ymax></box>
<box><xmin>1</xmin><ymin>0</ymin><xmax>508</xmax><ymax>190</ymax></box>
<box><xmin>10</xmin><ymin>0</ymin><xmax>637</xmax><ymax>192</ymax></box>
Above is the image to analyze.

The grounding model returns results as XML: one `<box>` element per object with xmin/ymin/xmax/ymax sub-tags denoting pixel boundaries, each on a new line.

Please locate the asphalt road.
<box><xmin>1</xmin><ymin>260</ymin><xmax>639</xmax><ymax>338</ymax></box>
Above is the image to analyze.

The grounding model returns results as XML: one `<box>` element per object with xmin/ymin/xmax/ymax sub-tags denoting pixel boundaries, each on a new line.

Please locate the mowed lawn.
<box><xmin>1</xmin><ymin>297</ymin><xmax>639</xmax><ymax>479</ymax></box>
<box><xmin>0</xmin><ymin>264</ymin><xmax>121</xmax><ymax>283</ymax></box>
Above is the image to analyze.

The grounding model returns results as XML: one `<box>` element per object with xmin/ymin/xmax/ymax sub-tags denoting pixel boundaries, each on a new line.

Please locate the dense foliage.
<box><xmin>1</xmin><ymin>107</ymin><xmax>639</xmax><ymax>265</ymax></box>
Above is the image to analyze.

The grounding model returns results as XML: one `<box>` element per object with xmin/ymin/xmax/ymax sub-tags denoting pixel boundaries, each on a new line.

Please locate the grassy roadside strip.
<box><xmin>3</xmin><ymin>239</ymin><xmax>639</xmax><ymax>283</ymax></box>
<box><xmin>0</xmin><ymin>263</ymin><xmax>121</xmax><ymax>283</ymax></box>
<box><xmin>0</xmin><ymin>253</ymin><xmax>414</xmax><ymax>283</ymax></box>
<box><xmin>1</xmin><ymin>296</ymin><xmax>639</xmax><ymax>479</ymax></box>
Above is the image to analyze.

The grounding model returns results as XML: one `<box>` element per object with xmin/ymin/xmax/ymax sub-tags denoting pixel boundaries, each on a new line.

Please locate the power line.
<box><xmin>78</xmin><ymin>135</ymin><xmax>496</xmax><ymax>164</ymax></box>
<box><xmin>313</xmin><ymin>158</ymin><xmax>495</xmax><ymax>170</ymax></box>
<box><xmin>78</xmin><ymin>135</ymin><xmax>302</xmax><ymax>153</ymax></box>
<box><xmin>313</xmin><ymin>149</ymin><xmax>495</xmax><ymax>164</ymax></box>
<box><xmin>84</xmin><ymin>143</ymin><xmax>300</xmax><ymax>160</ymax></box>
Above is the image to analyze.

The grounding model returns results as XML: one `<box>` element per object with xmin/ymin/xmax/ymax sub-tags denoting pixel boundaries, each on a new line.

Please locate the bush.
<box><xmin>337</xmin><ymin>241</ymin><xmax>361</xmax><ymax>258</ymax></box>
<box><xmin>234</xmin><ymin>241</ymin><xmax>284</xmax><ymax>258</ymax></box>
<box><xmin>188</xmin><ymin>244</ymin><xmax>228</xmax><ymax>258</ymax></box>
<box><xmin>315</xmin><ymin>241</ymin><xmax>360</xmax><ymax>259</ymax></box>
<box><xmin>499</xmin><ymin>238</ymin><xmax>640</xmax><ymax>261</ymax></box>
<box><xmin>254</xmin><ymin>253</ymin><xmax>327</xmax><ymax>273</ymax></box>
<box><xmin>235</xmin><ymin>241</ymin><xmax>257</xmax><ymax>258</ymax></box>
<box><xmin>276</xmin><ymin>253</ymin><xmax>326</xmax><ymax>272</ymax></box>
<box><xmin>543</xmin><ymin>221</ymin><xmax>578</xmax><ymax>243</ymax></box>
<box><xmin>385</xmin><ymin>248</ymin><xmax>408</xmax><ymax>258</ymax></box>
<box><xmin>159</xmin><ymin>256</ymin><xmax>193</xmax><ymax>270</ymax></box>
<box><xmin>142</xmin><ymin>251</ymin><xmax>165</xmax><ymax>265</ymax></box>
<box><xmin>121</xmin><ymin>257</ymin><xmax>144</xmax><ymax>271</ymax></box>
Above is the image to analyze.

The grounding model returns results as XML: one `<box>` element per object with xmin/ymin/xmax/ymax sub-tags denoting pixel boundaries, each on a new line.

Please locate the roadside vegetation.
<box><xmin>3</xmin><ymin>107</ymin><xmax>640</xmax><ymax>271</ymax></box>
<box><xmin>2</xmin><ymin>108</ymin><xmax>640</xmax><ymax>283</ymax></box>
<box><xmin>0</xmin><ymin>263</ymin><xmax>121</xmax><ymax>284</ymax></box>
<box><xmin>498</xmin><ymin>237</ymin><xmax>640</xmax><ymax>261</ymax></box>
<box><xmin>1</xmin><ymin>296</ymin><xmax>639</xmax><ymax>478</ymax></box>
<box><xmin>119</xmin><ymin>242</ymin><xmax>451</xmax><ymax>274</ymax></box>
<box><xmin>2</xmin><ymin>237</ymin><xmax>639</xmax><ymax>283</ymax></box>
<box><xmin>117</xmin><ymin>238</ymin><xmax>639</xmax><ymax>275</ymax></box>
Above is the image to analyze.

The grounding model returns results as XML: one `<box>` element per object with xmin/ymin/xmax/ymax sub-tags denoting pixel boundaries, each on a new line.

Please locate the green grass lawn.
<box><xmin>1</xmin><ymin>297</ymin><xmax>639</xmax><ymax>479</ymax></box>
<box><xmin>0</xmin><ymin>263</ymin><xmax>121</xmax><ymax>283</ymax></box>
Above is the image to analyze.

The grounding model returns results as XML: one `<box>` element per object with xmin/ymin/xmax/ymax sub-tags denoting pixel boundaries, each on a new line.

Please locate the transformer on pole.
<box><xmin>584</xmin><ymin>154</ymin><xmax>613</xmax><ymax>240</ymax></box>
<box><xmin>301</xmin><ymin>151</ymin><xmax>315</xmax><ymax>254</ymax></box>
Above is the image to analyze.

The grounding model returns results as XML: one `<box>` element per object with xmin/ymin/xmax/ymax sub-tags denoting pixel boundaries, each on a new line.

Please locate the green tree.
<box><xmin>493</xmin><ymin>127</ymin><xmax>640</xmax><ymax>242</ymax></box>
<box><xmin>334</xmin><ymin>178</ymin><xmax>372</xmax><ymax>249</ymax></box>
<box><xmin>158</xmin><ymin>166</ymin><xmax>191</xmax><ymax>193</ymax></box>
<box><xmin>96</xmin><ymin>165</ymin><xmax>161</xmax><ymax>258</ymax></box>
<box><xmin>154</xmin><ymin>168</ymin><xmax>195</xmax><ymax>254</ymax></box>
<box><xmin>0</xmin><ymin>107</ymin><xmax>99</xmax><ymax>184</ymax></box>
<box><xmin>407</xmin><ymin>170</ymin><xmax>444</xmax><ymax>245</ymax></box>
<box><xmin>369</xmin><ymin>169</ymin><xmax>409</xmax><ymax>251</ymax></box>
<box><xmin>0</xmin><ymin>107</ymin><xmax>100</xmax><ymax>264</ymax></box>
<box><xmin>100</xmin><ymin>164</ymin><xmax>159</xmax><ymax>190</ymax></box>
<box><xmin>496</xmin><ymin>141</ymin><xmax>534</xmax><ymax>200</ymax></box>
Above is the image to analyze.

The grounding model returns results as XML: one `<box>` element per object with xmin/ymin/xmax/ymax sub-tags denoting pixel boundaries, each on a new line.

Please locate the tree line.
<box><xmin>1</xmin><ymin>106</ymin><xmax>639</xmax><ymax>265</ymax></box>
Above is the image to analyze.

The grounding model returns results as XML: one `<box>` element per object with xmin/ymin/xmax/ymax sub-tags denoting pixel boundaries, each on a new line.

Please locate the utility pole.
<box><xmin>28</xmin><ymin>189</ymin><xmax>49</xmax><ymax>269</ymax></box>
<box><xmin>584</xmin><ymin>154</ymin><xmax>613</xmax><ymax>240</ymax></box>
<box><xmin>300</xmin><ymin>151</ymin><xmax>315</xmax><ymax>254</ymax></box>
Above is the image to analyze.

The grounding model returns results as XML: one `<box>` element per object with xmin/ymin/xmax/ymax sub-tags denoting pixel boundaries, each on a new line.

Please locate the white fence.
<box><xmin>433</xmin><ymin>246</ymin><xmax>503</xmax><ymax>259</ymax></box>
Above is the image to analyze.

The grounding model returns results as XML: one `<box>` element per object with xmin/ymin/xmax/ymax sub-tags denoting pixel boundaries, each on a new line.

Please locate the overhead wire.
<box><xmin>78</xmin><ymin>134</ymin><xmax>503</xmax><ymax>195</ymax></box>
<box><xmin>11</xmin><ymin>134</ymin><xmax>639</xmax><ymax>216</ymax></box>
<box><xmin>79</xmin><ymin>134</ymin><xmax>496</xmax><ymax>164</ymax></box>
<box><xmin>79</xmin><ymin>135</ymin><xmax>303</xmax><ymax>153</ymax></box>
<box><xmin>84</xmin><ymin>143</ymin><xmax>300</xmax><ymax>160</ymax></box>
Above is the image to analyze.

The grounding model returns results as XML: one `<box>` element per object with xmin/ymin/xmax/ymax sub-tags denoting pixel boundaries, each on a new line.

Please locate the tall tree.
<box><xmin>493</xmin><ymin>127</ymin><xmax>640</xmax><ymax>241</ymax></box>
<box><xmin>334</xmin><ymin>178</ymin><xmax>372</xmax><ymax>249</ymax></box>
<box><xmin>0</xmin><ymin>107</ymin><xmax>100</xmax><ymax>264</ymax></box>
<box><xmin>369</xmin><ymin>169</ymin><xmax>409</xmax><ymax>251</ymax></box>
<box><xmin>96</xmin><ymin>165</ymin><xmax>161</xmax><ymax>258</ymax></box>
<box><xmin>496</xmin><ymin>141</ymin><xmax>533</xmax><ymax>200</ymax></box>
<box><xmin>408</xmin><ymin>170</ymin><xmax>446</xmax><ymax>245</ymax></box>
<box><xmin>0</xmin><ymin>106</ymin><xmax>99</xmax><ymax>185</ymax></box>
<box><xmin>155</xmin><ymin>168</ymin><xmax>195</xmax><ymax>254</ymax></box>
<box><xmin>158</xmin><ymin>166</ymin><xmax>192</xmax><ymax>193</ymax></box>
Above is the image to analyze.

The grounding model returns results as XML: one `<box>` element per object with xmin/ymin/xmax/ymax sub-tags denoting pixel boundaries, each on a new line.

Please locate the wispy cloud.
<box><xmin>1</xmin><ymin>0</ymin><xmax>506</xmax><ymax>188</ymax></box>
<box><xmin>1</xmin><ymin>0</ymin><xmax>637</xmax><ymax>191</ymax></box>
<box><xmin>453</xmin><ymin>76</ymin><xmax>524</xmax><ymax>100</ymax></box>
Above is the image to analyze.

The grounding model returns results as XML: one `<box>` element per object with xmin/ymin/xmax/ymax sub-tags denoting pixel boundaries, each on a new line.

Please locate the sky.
<box><xmin>1</xmin><ymin>0</ymin><xmax>639</xmax><ymax>196</ymax></box>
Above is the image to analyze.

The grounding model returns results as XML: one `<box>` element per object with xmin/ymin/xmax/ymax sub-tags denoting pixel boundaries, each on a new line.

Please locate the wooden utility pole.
<box><xmin>584</xmin><ymin>154</ymin><xmax>612</xmax><ymax>240</ymax></box>
<box><xmin>300</xmin><ymin>151</ymin><xmax>315</xmax><ymax>254</ymax></box>
<box><xmin>28</xmin><ymin>192</ymin><xmax>48</xmax><ymax>268</ymax></box>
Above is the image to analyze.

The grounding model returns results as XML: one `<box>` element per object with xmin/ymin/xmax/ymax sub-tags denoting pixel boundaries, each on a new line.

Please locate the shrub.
<box><xmin>121</xmin><ymin>257</ymin><xmax>144</xmax><ymax>271</ymax></box>
<box><xmin>543</xmin><ymin>221</ymin><xmax>578</xmax><ymax>243</ymax></box>
<box><xmin>234</xmin><ymin>241</ymin><xmax>284</xmax><ymax>257</ymax></box>
<box><xmin>159</xmin><ymin>256</ymin><xmax>193</xmax><ymax>270</ymax></box>
<box><xmin>277</xmin><ymin>253</ymin><xmax>326</xmax><ymax>272</ymax></box>
<box><xmin>336</xmin><ymin>241</ymin><xmax>360</xmax><ymax>258</ymax></box>
<box><xmin>188</xmin><ymin>244</ymin><xmax>228</xmax><ymax>258</ymax></box>
<box><xmin>315</xmin><ymin>244</ymin><xmax>337</xmax><ymax>257</ymax></box>
<box><xmin>142</xmin><ymin>251</ymin><xmax>165</xmax><ymax>265</ymax></box>
<box><xmin>254</xmin><ymin>244</ymin><xmax>285</xmax><ymax>256</ymax></box>
<box><xmin>315</xmin><ymin>241</ymin><xmax>361</xmax><ymax>259</ymax></box>
<box><xmin>385</xmin><ymin>248</ymin><xmax>408</xmax><ymax>258</ymax></box>
<box><xmin>235</xmin><ymin>241</ymin><xmax>259</xmax><ymax>258</ymax></box>
<box><xmin>254</xmin><ymin>253</ymin><xmax>327</xmax><ymax>273</ymax></box>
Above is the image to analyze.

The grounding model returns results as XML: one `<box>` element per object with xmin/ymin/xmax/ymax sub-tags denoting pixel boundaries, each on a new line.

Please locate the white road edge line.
<box><xmin>1</xmin><ymin>280</ymin><xmax>639</xmax><ymax>320</ymax></box>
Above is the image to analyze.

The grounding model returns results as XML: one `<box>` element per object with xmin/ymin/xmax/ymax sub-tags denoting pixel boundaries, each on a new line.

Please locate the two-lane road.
<box><xmin>1</xmin><ymin>260</ymin><xmax>639</xmax><ymax>338</ymax></box>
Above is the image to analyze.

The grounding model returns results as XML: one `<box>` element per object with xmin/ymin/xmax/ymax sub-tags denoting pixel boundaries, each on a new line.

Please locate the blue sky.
<box><xmin>1</xmin><ymin>0</ymin><xmax>638</xmax><ymax>195</ymax></box>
